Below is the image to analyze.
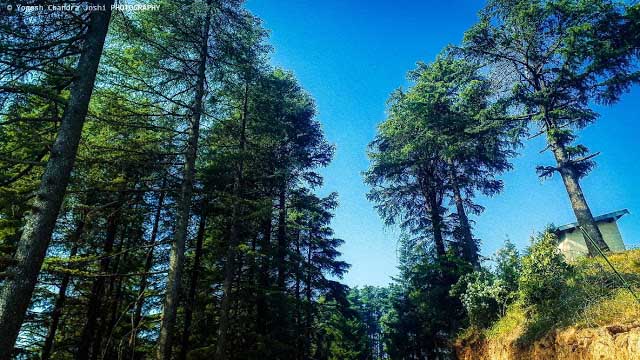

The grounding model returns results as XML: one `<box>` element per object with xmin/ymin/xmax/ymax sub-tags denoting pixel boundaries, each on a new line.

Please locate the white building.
<box><xmin>554</xmin><ymin>209</ymin><xmax>629</xmax><ymax>261</ymax></box>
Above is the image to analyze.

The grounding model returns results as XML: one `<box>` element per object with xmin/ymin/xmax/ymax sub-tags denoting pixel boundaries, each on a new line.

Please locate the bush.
<box><xmin>452</xmin><ymin>270</ymin><xmax>500</xmax><ymax>328</ymax></box>
<box><xmin>494</xmin><ymin>240</ymin><xmax>520</xmax><ymax>292</ymax></box>
<box><xmin>493</xmin><ymin>239</ymin><xmax>520</xmax><ymax>314</ymax></box>
<box><xmin>456</xmin><ymin>242</ymin><xmax>640</xmax><ymax>347</ymax></box>
<box><xmin>518</xmin><ymin>231</ymin><xmax>571</xmax><ymax>311</ymax></box>
<box><xmin>452</xmin><ymin>240</ymin><xmax>523</xmax><ymax>328</ymax></box>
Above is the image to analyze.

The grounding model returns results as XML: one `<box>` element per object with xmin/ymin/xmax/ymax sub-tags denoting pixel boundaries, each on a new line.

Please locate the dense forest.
<box><xmin>0</xmin><ymin>0</ymin><xmax>639</xmax><ymax>359</ymax></box>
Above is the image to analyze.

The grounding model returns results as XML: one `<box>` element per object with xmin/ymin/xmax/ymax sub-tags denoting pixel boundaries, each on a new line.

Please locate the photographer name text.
<box><xmin>12</xmin><ymin>3</ymin><xmax>160</xmax><ymax>12</ymax></box>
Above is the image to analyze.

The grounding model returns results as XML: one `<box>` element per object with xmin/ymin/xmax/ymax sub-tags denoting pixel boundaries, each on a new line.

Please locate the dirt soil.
<box><xmin>455</xmin><ymin>322</ymin><xmax>640</xmax><ymax>360</ymax></box>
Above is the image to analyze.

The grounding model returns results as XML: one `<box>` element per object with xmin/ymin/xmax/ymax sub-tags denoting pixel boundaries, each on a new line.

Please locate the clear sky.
<box><xmin>245</xmin><ymin>0</ymin><xmax>640</xmax><ymax>287</ymax></box>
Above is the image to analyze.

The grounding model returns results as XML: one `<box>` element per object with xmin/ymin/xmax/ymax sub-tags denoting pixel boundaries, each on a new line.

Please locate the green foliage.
<box><xmin>495</xmin><ymin>240</ymin><xmax>521</xmax><ymax>295</ymax></box>
<box><xmin>463</xmin><ymin>0</ymin><xmax>639</xmax><ymax>182</ymax></box>
<box><xmin>314</xmin><ymin>297</ymin><xmax>371</xmax><ymax>360</ymax></box>
<box><xmin>348</xmin><ymin>286</ymin><xmax>391</xmax><ymax>358</ymax></box>
<box><xmin>466</xmin><ymin>249</ymin><xmax>640</xmax><ymax>348</ymax></box>
<box><xmin>364</xmin><ymin>54</ymin><xmax>518</xmax><ymax>356</ymax></box>
<box><xmin>381</xmin><ymin>242</ymin><xmax>472</xmax><ymax>358</ymax></box>
<box><xmin>451</xmin><ymin>240</ymin><xmax>521</xmax><ymax>328</ymax></box>
<box><xmin>518</xmin><ymin>231</ymin><xmax>572</xmax><ymax>309</ymax></box>
<box><xmin>0</xmin><ymin>1</ymin><xmax>350</xmax><ymax>359</ymax></box>
<box><xmin>451</xmin><ymin>270</ymin><xmax>500</xmax><ymax>328</ymax></box>
<box><xmin>2</xmin><ymin>0</ymin><xmax>639</xmax><ymax>358</ymax></box>
<box><xmin>366</xmin><ymin>53</ymin><xmax>516</xmax><ymax>269</ymax></box>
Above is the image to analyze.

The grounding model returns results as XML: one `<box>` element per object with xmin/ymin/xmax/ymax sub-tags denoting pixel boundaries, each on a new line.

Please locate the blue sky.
<box><xmin>245</xmin><ymin>0</ymin><xmax>640</xmax><ymax>287</ymax></box>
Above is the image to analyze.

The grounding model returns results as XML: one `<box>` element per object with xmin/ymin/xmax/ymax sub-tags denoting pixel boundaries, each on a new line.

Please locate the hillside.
<box><xmin>455</xmin><ymin>249</ymin><xmax>640</xmax><ymax>360</ymax></box>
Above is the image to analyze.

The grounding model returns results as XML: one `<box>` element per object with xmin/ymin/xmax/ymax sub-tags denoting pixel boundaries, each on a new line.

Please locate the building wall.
<box><xmin>557</xmin><ymin>221</ymin><xmax>626</xmax><ymax>261</ymax></box>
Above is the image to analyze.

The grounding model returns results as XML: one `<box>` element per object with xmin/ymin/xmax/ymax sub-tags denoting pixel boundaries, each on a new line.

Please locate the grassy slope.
<box><xmin>460</xmin><ymin>249</ymin><xmax>640</xmax><ymax>346</ymax></box>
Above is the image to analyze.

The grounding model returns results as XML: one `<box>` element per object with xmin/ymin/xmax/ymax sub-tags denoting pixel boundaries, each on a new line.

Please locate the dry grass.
<box><xmin>591</xmin><ymin>249</ymin><xmax>640</xmax><ymax>273</ymax></box>
<box><xmin>461</xmin><ymin>249</ymin><xmax>640</xmax><ymax>345</ymax></box>
<box><xmin>572</xmin><ymin>249</ymin><xmax>640</xmax><ymax>327</ymax></box>
<box><xmin>576</xmin><ymin>288</ymin><xmax>640</xmax><ymax>327</ymax></box>
<box><xmin>485</xmin><ymin>304</ymin><xmax>525</xmax><ymax>341</ymax></box>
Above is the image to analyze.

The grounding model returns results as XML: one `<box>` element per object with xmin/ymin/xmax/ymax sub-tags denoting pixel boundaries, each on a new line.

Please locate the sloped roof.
<box><xmin>555</xmin><ymin>209</ymin><xmax>629</xmax><ymax>233</ymax></box>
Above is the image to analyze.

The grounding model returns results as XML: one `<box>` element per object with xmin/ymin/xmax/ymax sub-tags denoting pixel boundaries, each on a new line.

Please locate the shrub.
<box><xmin>452</xmin><ymin>270</ymin><xmax>500</xmax><ymax>328</ymax></box>
<box><xmin>518</xmin><ymin>231</ymin><xmax>571</xmax><ymax>311</ymax></box>
<box><xmin>494</xmin><ymin>239</ymin><xmax>520</xmax><ymax>292</ymax></box>
<box><xmin>452</xmin><ymin>240</ymin><xmax>523</xmax><ymax>328</ymax></box>
<box><xmin>493</xmin><ymin>239</ymin><xmax>520</xmax><ymax>314</ymax></box>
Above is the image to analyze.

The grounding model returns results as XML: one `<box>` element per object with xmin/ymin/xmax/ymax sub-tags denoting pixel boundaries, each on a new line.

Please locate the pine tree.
<box><xmin>0</xmin><ymin>2</ymin><xmax>114</xmax><ymax>355</ymax></box>
<box><xmin>462</xmin><ymin>0</ymin><xmax>640</xmax><ymax>255</ymax></box>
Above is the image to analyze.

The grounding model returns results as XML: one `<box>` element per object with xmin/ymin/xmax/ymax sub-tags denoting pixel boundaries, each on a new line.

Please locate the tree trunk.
<box><xmin>179</xmin><ymin>212</ymin><xmax>207</xmax><ymax>360</ymax></box>
<box><xmin>449</xmin><ymin>167</ymin><xmax>479</xmax><ymax>267</ymax></box>
<box><xmin>41</xmin><ymin>217</ymin><xmax>86</xmax><ymax>360</ymax></box>
<box><xmin>77</xmin><ymin>207</ymin><xmax>121</xmax><ymax>359</ymax></box>
<box><xmin>276</xmin><ymin>183</ymin><xmax>287</xmax><ymax>289</ymax></box>
<box><xmin>272</xmin><ymin>181</ymin><xmax>290</xmax><ymax>355</ymax></box>
<box><xmin>232</xmin><ymin>254</ymin><xmax>244</xmax><ymax>317</ymax></box>
<box><xmin>0</xmin><ymin>2</ymin><xmax>113</xmax><ymax>356</ymax></box>
<box><xmin>99</xmin><ymin>218</ymin><xmax>137</xmax><ymax>359</ymax></box>
<box><xmin>102</xmin><ymin>277</ymin><xmax>125</xmax><ymax>359</ymax></box>
<box><xmin>129</xmin><ymin>186</ymin><xmax>166</xmax><ymax>355</ymax></box>
<box><xmin>294</xmin><ymin>230</ymin><xmax>302</xmax><ymax>360</ymax></box>
<box><xmin>547</xmin><ymin>130</ymin><xmax>609</xmax><ymax>255</ymax></box>
<box><xmin>426</xmin><ymin>190</ymin><xmax>446</xmax><ymax>258</ymax></box>
<box><xmin>304</xmin><ymin>241</ymin><xmax>313</xmax><ymax>359</ymax></box>
<box><xmin>215</xmin><ymin>80</ymin><xmax>250</xmax><ymax>360</ymax></box>
<box><xmin>156</xmin><ymin>2</ymin><xmax>211</xmax><ymax>358</ymax></box>
<box><xmin>256</xmin><ymin>211</ymin><xmax>272</xmax><ymax>336</ymax></box>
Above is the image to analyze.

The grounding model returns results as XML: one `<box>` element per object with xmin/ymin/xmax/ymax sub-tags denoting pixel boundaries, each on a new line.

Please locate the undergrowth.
<box><xmin>458</xmin><ymin>244</ymin><xmax>640</xmax><ymax>347</ymax></box>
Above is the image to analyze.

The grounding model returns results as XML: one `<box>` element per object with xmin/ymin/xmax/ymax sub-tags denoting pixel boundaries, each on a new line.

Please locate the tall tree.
<box><xmin>41</xmin><ymin>208</ymin><xmax>86</xmax><ymax>360</ymax></box>
<box><xmin>107</xmin><ymin>1</ymin><xmax>262</xmax><ymax>356</ymax></box>
<box><xmin>365</xmin><ymin>53</ymin><xmax>517</xmax><ymax>357</ymax></box>
<box><xmin>366</xmin><ymin>86</ymin><xmax>451</xmax><ymax>261</ymax></box>
<box><xmin>405</xmin><ymin>55</ymin><xmax>517</xmax><ymax>266</ymax></box>
<box><xmin>0</xmin><ymin>2</ymin><xmax>114</xmax><ymax>356</ymax></box>
<box><xmin>462</xmin><ymin>0</ymin><xmax>640</xmax><ymax>255</ymax></box>
<box><xmin>156</xmin><ymin>1</ymin><xmax>213</xmax><ymax>357</ymax></box>
<box><xmin>213</xmin><ymin>67</ymin><xmax>334</xmax><ymax>359</ymax></box>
